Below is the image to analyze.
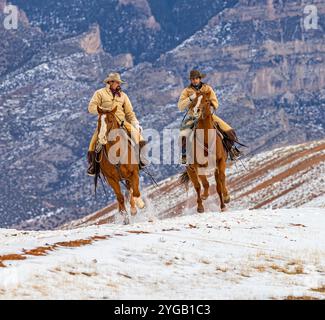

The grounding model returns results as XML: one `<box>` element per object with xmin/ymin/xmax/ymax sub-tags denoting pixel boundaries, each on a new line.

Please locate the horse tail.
<box><xmin>179</xmin><ymin>170</ymin><xmax>190</xmax><ymax>187</ymax></box>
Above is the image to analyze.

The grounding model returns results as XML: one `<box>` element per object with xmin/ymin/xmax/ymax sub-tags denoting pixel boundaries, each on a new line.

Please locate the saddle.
<box><xmin>182</xmin><ymin>116</ymin><xmax>242</xmax><ymax>161</ymax></box>
<box><xmin>213</xmin><ymin>122</ymin><xmax>242</xmax><ymax>160</ymax></box>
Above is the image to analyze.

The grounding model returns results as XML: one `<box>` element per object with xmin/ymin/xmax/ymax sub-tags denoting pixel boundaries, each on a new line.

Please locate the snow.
<box><xmin>1</xmin><ymin>208</ymin><xmax>325</xmax><ymax>299</ymax></box>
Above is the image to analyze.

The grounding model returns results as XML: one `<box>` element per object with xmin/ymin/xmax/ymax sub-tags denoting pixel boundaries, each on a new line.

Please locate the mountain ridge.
<box><xmin>0</xmin><ymin>0</ymin><xmax>324</xmax><ymax>229</ymax></box>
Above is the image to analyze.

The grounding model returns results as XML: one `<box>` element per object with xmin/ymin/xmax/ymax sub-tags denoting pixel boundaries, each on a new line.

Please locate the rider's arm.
<box><xmin>178</xmin><ymin>89</ymin><xmax>195</xmax><ymax>111</ymax></box>
<box><xmin>88</xmin><ymin>90</ymin><xmax>102</xmax><ymax>115</ymax></box>
<box><xmin>124</xmin><ymin>94</ymin><xmax>140</xmax><ymax>127</ymax></box>
<box><xmin>209</xmin><ymin>88</ymin><xmax>219</xmax><ymax>110</ymax></box>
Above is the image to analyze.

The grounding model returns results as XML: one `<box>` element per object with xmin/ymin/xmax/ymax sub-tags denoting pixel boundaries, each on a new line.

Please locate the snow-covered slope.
<box><xmin>62</xmin><ymin>140</ymin><xmax>325</xmax><ymax>230</ymax></box>
<box><xmin>1</xmin><ymin>141</ymin><xmax>324</xmax><ymax>299</ymax></box>
<box><xmin>1</xmin><ymin>208</ymin><xmax>325</xmax><ymax>299</ymax></box>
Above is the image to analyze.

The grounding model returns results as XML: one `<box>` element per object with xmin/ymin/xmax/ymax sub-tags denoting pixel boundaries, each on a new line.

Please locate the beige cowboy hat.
<box><xmin>103</xmin><ymin>72</ymin><xmax>126</xmax><ymax>84</ymax></box>
<box><xmin>189</xmin><ymin>69</ymin><xmax>206</xmax><ymax>79</ymax></box>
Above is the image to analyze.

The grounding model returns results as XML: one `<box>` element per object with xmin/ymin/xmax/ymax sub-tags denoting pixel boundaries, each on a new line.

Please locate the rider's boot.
<box><xmin>229</xmin><ymin>145</ymin><xmax>242</xmax><ymax>161</ymax></box>
<box><xmin>139</xmin><ymin>140</ymin><xmax>149</xmax><ymax>170</ymax></box>
<box><xmin>218</xmin><ymin>128</ymin><xmax>242</xmax><ymax>161</ymax></box>
<box><xmin>180</xmin><ymin>136</ymin><xmax>187</xmax><ymax>165</ymax></box>
<box><xmin>87</xmin><ymin>151</ymin><xmax>96</xmax><ymax>176</ymax></box>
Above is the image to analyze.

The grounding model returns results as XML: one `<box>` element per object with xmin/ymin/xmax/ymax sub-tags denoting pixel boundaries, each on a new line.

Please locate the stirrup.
<box><xmin>87</xmin><ymin>169</ymin><xmax>95</xmax><ymax>177</ymax></box>
<box><xmin>95</xmin><ymin>142</ymin><xmax>103</xmax><ymax>153</ymax></box>
<box><xmin>179</xmin><ymin>155</ymin><xmax>187</xmax><ymax>165</ymax></box>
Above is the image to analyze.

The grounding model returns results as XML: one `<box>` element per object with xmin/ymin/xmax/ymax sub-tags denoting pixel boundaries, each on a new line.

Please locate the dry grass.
<box><xmin>68</xmin><ymin>271</ymin><xmax>97</xmax><ymax>277</ymax></box>
<box><xmin>216</xmin><ymin>266</ymin><xmax>228</xmax><ymax>273</ymax></box>
<box><xmin>117</xmin><ymin>272</ymin><xmax>132</xmax><ymax>279</ymax></box>
<box><xmin>127</xmin><ymin>230</ymin><xmax>150</xmax><ymax>234</ymax></box>
<box><xmin>23</xmin><ymin>246</ymin><xmax>54</xmax><ymax>256</ymax></box>
<box><xmin>0</xmin><ymin>254</ymin><xmax>27</xmax><ymax>267</ymax></box>
<box><xmin>270</xmin><ymin>263</ymin><xmax>305</xmax><ymax>275</ymax></box>
<box><xmin>0</xmin><ymin>234</ymin><xmax>111</xmax><ymax>267</ymax></box>
<box><xmin>254</xmin><ymin>265</ymin><xmax>267</xmax><ymax>272</ymax></box>
<box><xmin>311</xmin><ymin>285</ymin><xmax>325</xmax><ymax>294</ymax></box>
<box><xmin>56</xmin><ymin>239</ymin><xmax>93</xmax><ymax>247</ymax></box>
<box><xmin>165</xmin><ymin>260</ymin><xmax>173</xmax><ymax>266</ymax></box>
<box><xmin>91</xmin><ymin>235</ymin><xmax>110</xmax><ymax>241</ymax></box>
<box><xmin>240</xmin><ymin>272</ymin><xmax>251</xmax><ymax>278</ymax></box>
<box><xmin>290</xmin><ymin>224</ymin><xmax>307</xmax><ymax>228</ymax></box>
<box><xmin>251</xmin><ymin>258</ymin><xmax>306</xmax><ymax>275</ymax></box>
<box><xmin>285</xmin><ymin>296</ymin><xmax>319</xmax><ymax>300</ymax></box>
<box><xmin>200</xmin><ymin>259</ymin><xmax>211</xmax><ymax>265</ymax></box>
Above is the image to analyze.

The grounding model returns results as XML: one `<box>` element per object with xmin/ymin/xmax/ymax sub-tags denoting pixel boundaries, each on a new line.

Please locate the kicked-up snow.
<box><xmin>1</xmin><ymin>207</ymin><xmax>325</xmax><ymax>300</ymax></box>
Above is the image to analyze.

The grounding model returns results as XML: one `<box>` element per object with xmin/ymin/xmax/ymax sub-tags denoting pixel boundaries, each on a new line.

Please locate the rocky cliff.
<box><xmin>0</xmin><ymin>0</ymin><xmax>324</xmax><ymax>229</ymax></box>
<box><xmin>10</xmin><ymin>0</ymin><xmax>235</xmax><ymax>63</ymax></box>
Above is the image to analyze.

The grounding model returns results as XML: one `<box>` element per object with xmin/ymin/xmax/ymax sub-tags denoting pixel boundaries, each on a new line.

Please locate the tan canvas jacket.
<box><xmin>177</xmin><ymin>83</ymin><xmax>219</xmax><ymax>116</ymax></box>
<box><xmin>88</xmin><ymin>84</ymin><xmax>139</xmax><ymax>127</ymax></box>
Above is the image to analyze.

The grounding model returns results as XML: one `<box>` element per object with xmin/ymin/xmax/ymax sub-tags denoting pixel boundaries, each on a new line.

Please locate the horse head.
<box><xmin>189</xmin><ymin>92</ymin><xmax>212</xmax><ymax>120</ymax></box>
<box><xmin>97</xmin><ymin>106</ymin><xmax>119</xmax><ymax>145</ymax></box>
<box><xmin>200</xmin><ymin>92</ymin><xmax>213</xmax><ymax>120</ymax></box>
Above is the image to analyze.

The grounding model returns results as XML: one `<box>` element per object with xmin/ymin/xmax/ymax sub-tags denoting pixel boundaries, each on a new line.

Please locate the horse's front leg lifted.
<box><xmin>107</xmin><ymin>177</ymin><xmax>129</xmax><ymax>224</ymax></box>
<box><xmin>199</xmin><ymin>175</ymin><xmax>210</xmax><ymax>200</ymax></box>
<box><xmin>125</xmin><ymin>181</ymin><xmax>137</xmax><ymax>216</ymax></box>
<box><xmin>187</xmin><ymin>166</ymin><xmax>204</xmax><ymax>213</ymax></box>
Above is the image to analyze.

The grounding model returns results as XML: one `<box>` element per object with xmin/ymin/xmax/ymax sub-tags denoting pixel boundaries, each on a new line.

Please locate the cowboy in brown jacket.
<box><xmin>178</xmin><ymin>70</ymin><xmax>241</xmax><ymax>164</ymax></box>
<box><xmin>87</xmin><ymin>72</ymin><xmax>147</xmax><ymax>176</ymax></box>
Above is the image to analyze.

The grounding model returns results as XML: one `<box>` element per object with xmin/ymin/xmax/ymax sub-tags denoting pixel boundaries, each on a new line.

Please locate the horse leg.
<box><xmin>187</xmin><ymin>166</ymin><xmax>204</xmax><ymax>213</ymax></box>
<box><xmin>126</xmin><ymin>180</ymin><xmax>137</xmax><ymax>216</ymax></box>
<box><xmin>199</xmin><ymin>175</ymin><xmax>209</xmax><ymax>200</ymax></box>
<box><xmin>218</xmin><ymin>158</ymin><xmax>230</xmax><ymax>204</ymax></box>
<box><xmin>131</xmin><ymin>170</ymin><xmax>145</xmax><ymax>209</ymax></box>
<box><xmin>129</xmin><ymin>191</ymin><xmax>137</xmax><ymax>216</ymax></box>
<box><xmin>214</xmin><ymin>166</ymin><xmax>226</xmax><ymax>212</ymax></box>
<box><xmin>106</xmin><ymin>176</ymin><xmax>129</xmax><ymax>224</ymax></box>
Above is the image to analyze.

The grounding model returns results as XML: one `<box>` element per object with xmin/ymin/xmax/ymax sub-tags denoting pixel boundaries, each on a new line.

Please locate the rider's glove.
<box><xmin>189</xmin><ymin>93</ymin><xmax>196</xmax><ymax>102</ymax></box>
<box><xmin>135</xmin><ymin>124</ymin><xmax>143</xmax><ymax>133</ymax></box>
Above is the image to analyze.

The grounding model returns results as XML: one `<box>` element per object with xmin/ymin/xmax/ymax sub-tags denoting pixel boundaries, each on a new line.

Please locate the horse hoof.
<box><xmin>197</xmin><ymin>206</ymin><xmax>205</xmax><ymax>213</ymax></box>
<box><xmin>224</xmin><ymin>195</ymin><xmax>230</xmax><ymax>204</ymax></box>
<box><xmin>201</xmin><ymin>194</ymin><xmax>209</xmax><ymax>200</ymax></box>
<box><xmin>120</xmin><ymin>211</ymin><xmax>130</xmax><ymax>225</ymax></box>
<box><xmin>130</xmin><ymin>207</ymin><xmax>137</xmax><ymax>216</ymax></box>
<box><xmin>134</xmin><ymin>197</ymin><xmax>145</xmax><ymax>209</ymax></box>
<box><xmin>221</xmin><ymin>207</ymin><xmax>227</xmax><ymax>212</ymax></box>
<box><xmin>123</xmin><ymin>216</ymin><xmax>130</xmax><ymax>225</ymax></box>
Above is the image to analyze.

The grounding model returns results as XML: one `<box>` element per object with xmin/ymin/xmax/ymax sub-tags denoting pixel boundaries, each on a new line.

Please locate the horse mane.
<box><xmin>94</xmin><ymin>107</ymin><xmax>119</xmax><ymax>195</ymax></box>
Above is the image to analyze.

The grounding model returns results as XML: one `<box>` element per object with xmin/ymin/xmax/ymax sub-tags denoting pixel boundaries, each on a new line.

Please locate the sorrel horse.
<box><xmin>180</xmin><ymin>92</ymin><xmax>230</xmax><ymax>212</ymax></box>
<box><xmin>95</xmin><ymin>106</ymin><xmax>145</xmax><ymax>224</ymax></box>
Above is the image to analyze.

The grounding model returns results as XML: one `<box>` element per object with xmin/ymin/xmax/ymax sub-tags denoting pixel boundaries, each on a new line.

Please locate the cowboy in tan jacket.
<box><xmin>87</xmin><ymin>72</ymin><xmax>146</xmax><ymax>175</ymax></box>
<box><xmin>178</xmin><ymin>70</ymin><xmax>241</xmax><ymax>164</ymax></box>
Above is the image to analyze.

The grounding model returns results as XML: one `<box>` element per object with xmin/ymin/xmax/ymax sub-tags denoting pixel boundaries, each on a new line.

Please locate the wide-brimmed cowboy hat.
<box><xmin>103</xmin><ymin>72</ymin><xmax>126</xmax><ymax>84</ymax></box>
<box><xmin>189</xmin><ymin>70</ymin><xmax>206</xmax><ymax>79</ymax></box>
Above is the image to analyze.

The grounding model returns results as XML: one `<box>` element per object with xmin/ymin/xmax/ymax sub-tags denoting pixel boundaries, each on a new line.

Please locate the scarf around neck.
<box><xmin>110</xmin><ymin>86</ymin><xmax>122</xmax><ymax>97</ymax></box>
<box><xmin>191</xmin><ymin>82</ymin><xmax>203</xmax><ymax>91</ymax></box>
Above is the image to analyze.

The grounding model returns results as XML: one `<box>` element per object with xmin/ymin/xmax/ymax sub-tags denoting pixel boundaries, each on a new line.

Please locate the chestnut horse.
<box><xmin>95</xmin><ymin>106</ymin><xmax>145</xmax><ymax>224</ymax></box>
<box><xmin>180</xmin><ymin>92</ymin><xmax>230</xmax><ymax>212</ymax></box>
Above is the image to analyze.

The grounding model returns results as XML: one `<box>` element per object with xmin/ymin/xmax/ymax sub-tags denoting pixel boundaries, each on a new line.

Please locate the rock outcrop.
<box><xmin>0</xmin><ymin>0</ymin><xmax>324</xmax><ymax>229</ymax></box>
